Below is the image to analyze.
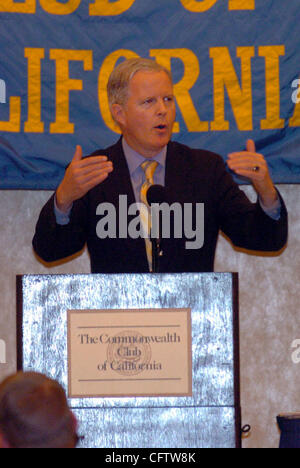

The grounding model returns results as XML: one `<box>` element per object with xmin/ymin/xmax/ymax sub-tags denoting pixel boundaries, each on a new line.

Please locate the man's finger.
<box><xmin>77</xmin><ymin>162</ymin><xmax>113</xmax><ymax>180</ymax></box>
<box><xmin>72</xmin><ymin>145</ymin><xmax>83</xmax><ymax>162</ymax></box>
<box><xmin>78</xmin><ymin>155</ymin><xmax>109</xmax><ymax>169</ymax></box>
<box><xmin>246</xmin><ymin>139</ymin><xmax>256</xmax><ymax>153</ymax></box>
<box><xmin>227</xmin><ymin>156</ymin><xmax>265</xmax><ymax>166</ymax></box>
<box><xmin>81</xmin><ymin>171</ymin><xmax>111</xmax><ymax>193</ymax></box>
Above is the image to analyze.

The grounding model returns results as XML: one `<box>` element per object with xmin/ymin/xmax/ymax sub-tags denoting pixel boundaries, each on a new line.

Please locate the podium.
<box><xmin>17</xmin><ymin>273</ymin><xmax>240</xmax><ymax>448</ymax></box>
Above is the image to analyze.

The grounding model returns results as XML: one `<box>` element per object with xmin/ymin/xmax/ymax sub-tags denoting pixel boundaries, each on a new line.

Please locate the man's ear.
<box><xmin>111</xmin><ymin>103</ymin><xmax>126</xmax><ymax>128</ymax></box>
<box><xmin>0</xmin><ymin>430</ymin><xmax>11</xmax><ymax>448</ymax></box>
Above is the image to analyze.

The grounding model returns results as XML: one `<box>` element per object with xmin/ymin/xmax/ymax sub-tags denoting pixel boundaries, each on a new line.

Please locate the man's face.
<box><xmin>113</xmin><ymin>70</ymin><xmax>176</xmax><ymax>157</ymax></box>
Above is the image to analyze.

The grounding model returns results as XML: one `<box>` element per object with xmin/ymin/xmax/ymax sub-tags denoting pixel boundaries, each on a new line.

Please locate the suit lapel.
<box><xmin>165</xmin><ymin>141</ymin><xmax>189</xmax><ymax>203</ymax></box>
<box><xmin>105</xmin><ymin>138</ymin><xmax>136</xmax><ymax>207</ymax></box>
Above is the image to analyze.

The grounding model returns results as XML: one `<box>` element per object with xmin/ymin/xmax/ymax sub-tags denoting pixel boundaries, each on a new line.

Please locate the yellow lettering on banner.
<box><xmin>98</xmin><ymin>49</ymin><xmax>139</xmax><ymax>133</ymax></box>
<box><xmin>0</xmin><ymin>0</ymin><xmax>35</xmax><ymax>13</ymax></box>
<box><xmin>24</xmin><ymin>48</ymin><xmax>45</xmax><ymax>133</ymax></box>
<box><xmin>180</xmin><ymin>0</ymin><xmax>218</xmax><ymax>13</ymax></box>
<box><xmin>150</xmin><ymin>49</ymin><xmax>208</xmax><ymax>133</ymax></box>
<box><xmin>258</xmin><ymin>46</ymin><xmax>285</xmax><ymax>130</ymax></box>
<box><xmin>228</xmin><ymin>0</ymin><xmax>255</xmax><ymax>10</ymax></box>
<box><xmin>90</xmin><ymin>0</ymin><xmax>135</xmax><ymax>16</ymax></box>
<box><xmin>50</xmin><ymin>50</ymin><xmax>93</xmax><ymax>134</ymax></box>
<box><xmin>210</xmin><ymin>46</ymin><xmax>254</xmax><ymax>131</ymax></box>
<box><xmin>39</xmin><ymin>0</ymin><xmax>80</xmax><ymax>15</ymax></box>
<box><xmin>289</xmin><ymin>77</ymin><xmax>300</xmax><ymax>127</ymax></box>
<box><xmin>0</xmin><ymin>97</ymin><xmax>21</xmax><ymax>132</ymax></box>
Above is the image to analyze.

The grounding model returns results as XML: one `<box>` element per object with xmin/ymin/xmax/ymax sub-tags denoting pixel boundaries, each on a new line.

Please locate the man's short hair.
<box><xmin>107</xmin><ymin>57</ymin><xmax>173</xmax><ymax>110</ymax></box>
<box><xmin>0</xmin><ymin>371</ymin><xmax>76</xmax><ymax>448</ymax></box>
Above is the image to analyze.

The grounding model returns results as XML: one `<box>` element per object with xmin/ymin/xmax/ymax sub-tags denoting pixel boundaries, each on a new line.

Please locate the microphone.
<box><xmin>146</xmin><ymin>184</ymin><xmax>166</xmax><ymax>205</ymax></box>
<box><xmin>146</xmin><ymin>185</ymin><xmax>166</xmax><ymax>273</ymax></box>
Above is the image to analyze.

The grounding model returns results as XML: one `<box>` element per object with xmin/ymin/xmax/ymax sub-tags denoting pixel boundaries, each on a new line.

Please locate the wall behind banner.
<box><xmin>0</xmin><ymin>0</ymin><xmax>300</xmax><ymax>188</ymax></box>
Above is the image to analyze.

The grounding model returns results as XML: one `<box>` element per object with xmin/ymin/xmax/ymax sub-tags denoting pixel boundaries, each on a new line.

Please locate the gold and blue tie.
<box><xmin>140</xmin><ymin>160</ymin><xmax>158</xmax><ymax>271</ymax></box>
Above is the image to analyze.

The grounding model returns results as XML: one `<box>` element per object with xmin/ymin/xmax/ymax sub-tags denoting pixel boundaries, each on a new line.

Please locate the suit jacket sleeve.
<box><xmin>32</xmin><ymin>192</ymin><xmax>88</xmax><ymax>262</ymax></box>
<box><xmin>213</xmin><ymin>156</ymin><xmax>288</xmax><ymax>252</ymax></box>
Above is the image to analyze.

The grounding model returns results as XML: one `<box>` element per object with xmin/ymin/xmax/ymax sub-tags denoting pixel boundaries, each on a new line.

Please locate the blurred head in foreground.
<box><xmin>0</xmin><ymin>371</ymin><xmax>78</xmax><ymax>448</ymax></box>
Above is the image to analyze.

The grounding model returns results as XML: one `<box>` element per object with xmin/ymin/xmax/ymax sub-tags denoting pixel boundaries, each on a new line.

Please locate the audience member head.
<box><xmin>0</xmin><ymin>371</ymin><xmax>78</xmax><ymax>448</ymax></box>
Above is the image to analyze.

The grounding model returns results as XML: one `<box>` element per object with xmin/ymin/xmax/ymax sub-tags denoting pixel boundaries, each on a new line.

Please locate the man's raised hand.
<box><xmin>227</xmin><ymin>139</ymin><xmax>278</xmax><ymax>208</ymax></box>
<box><xmin>56</xmin><ymin>145</ymin><xmax>113</xmax><ymax>213</ymax></box>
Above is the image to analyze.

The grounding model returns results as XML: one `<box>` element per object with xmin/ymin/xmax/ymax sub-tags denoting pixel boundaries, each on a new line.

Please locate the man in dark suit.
<box><xmin>32</xmin><ymin>58</ymin><xmax>288</xmax><ymax>273</ymax></box>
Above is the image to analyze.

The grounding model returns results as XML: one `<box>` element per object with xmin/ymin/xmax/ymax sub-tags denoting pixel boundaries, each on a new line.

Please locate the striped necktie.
<box><xmin>140</xmin><ymin>160</ymin><xmax>158</xmax><ymax>271</ymax></box>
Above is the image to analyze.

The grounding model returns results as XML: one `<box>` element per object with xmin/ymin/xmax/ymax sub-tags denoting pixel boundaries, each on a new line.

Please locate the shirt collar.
<box><xmin>122</xmin><ymin>137</ymin><xmax>167</xmax><ymax>176</ymax></box>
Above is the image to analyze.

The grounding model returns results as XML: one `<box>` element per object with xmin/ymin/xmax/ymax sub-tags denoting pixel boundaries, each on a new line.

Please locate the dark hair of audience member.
<box><xmin>0</xmin><ymin>372</ymin><xmax>78</xmax><ymax>448</ymax></box>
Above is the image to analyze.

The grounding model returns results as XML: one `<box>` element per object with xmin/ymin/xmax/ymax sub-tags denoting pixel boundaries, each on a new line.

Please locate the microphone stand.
<box><xmin>150</xmin><ymin>204</ymin><xmax>164</xmax><ymax>273</ymax></box>
<box><xmin>146</xmin><ymin>185</ymin><xmax>165</xmax><ymax>273</ymax></box>
<box><xmin>151</xmin><ymin>237</ymin><xmax>161</xmax><ymax>273</ymax></box>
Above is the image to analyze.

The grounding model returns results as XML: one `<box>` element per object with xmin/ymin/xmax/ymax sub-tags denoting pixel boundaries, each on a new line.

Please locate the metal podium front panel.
<box><xmin>17</xmin><ymin>273</ymin><xmax>240</xmax><ymax>448</ymax></box>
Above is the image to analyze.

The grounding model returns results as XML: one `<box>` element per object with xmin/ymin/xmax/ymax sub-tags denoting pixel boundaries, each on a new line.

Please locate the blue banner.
<box><xmin>0</xmin><ymin>0</ymin><xmax>299</xmax><ymax>189</ymax></box>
